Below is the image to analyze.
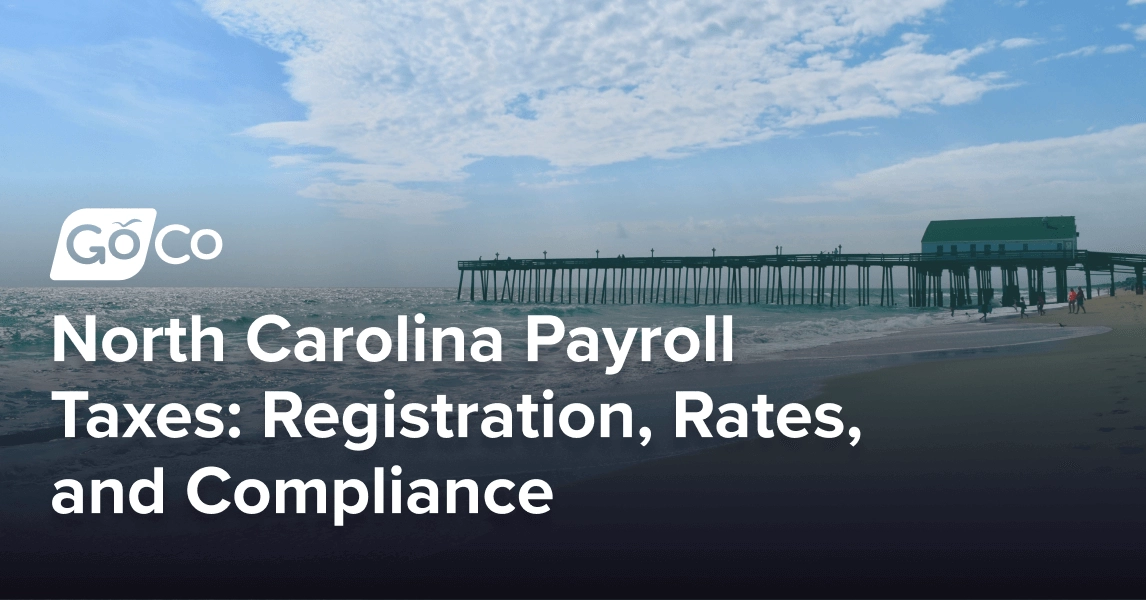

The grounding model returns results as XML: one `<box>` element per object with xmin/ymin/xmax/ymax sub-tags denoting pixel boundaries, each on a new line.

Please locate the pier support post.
<box><xmin>717</xmin><ymin>267</ymin><xmax>723</xmax><ymax>304</ymax></box>
<box><xmin>830</xmin><ymin>264</ymin><xmax>836</xmax><ymax>307</ymax></box>
<box><xmin>974</xmin><ymin>267</ymin><xmax>981</xmax><ymax>307</ymax></box>
<box><xmin>1055</xmin><ymin>266</ymin><xmax>1068</xmax><ymax>304</ymax></box>
<box><xmin>880</xmin><ymin>267</ymin><xmax>886</xmax><ymax>306</ymax></box>
<box><xmin>964</xmin><ymin>268</ymin><xmax>972</xmax><ymax>306</ymax></box>
<box><xmin>889</xmin><ymin>266</ymin><xmax>893</xmax><ymax>306</ymax></box>
<box><xmin>864</xmin><ymin>266</ymin><xmax>870</xmax><ymax>306</ymax></box>
<box><xmin>777</xmin><ymin>265</ymin><xmax>784</xmax><ymax>305</ymax></box>
<box><xmin>908</xmin><ymin>266</ymin><xmax>915</xmax><ymax>307</ymax></box>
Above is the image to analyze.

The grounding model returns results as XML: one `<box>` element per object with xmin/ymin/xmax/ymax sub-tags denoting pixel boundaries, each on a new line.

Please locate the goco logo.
<box><xmin>50</xmin><ymin>209</ymin><xmax>222</xmax><ymax>281</ymax></box>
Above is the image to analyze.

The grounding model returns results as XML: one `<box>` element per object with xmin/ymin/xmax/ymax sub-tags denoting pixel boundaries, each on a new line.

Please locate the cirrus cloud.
<box><xmin>771</xmin><ymin>123</ymin><xmax>1146</xmax><ymax>253</ymax></box>
<box><xmin>202</xmin><ymin>0</ymin><xmax>1008</xmax><ymax>217</ymax></box>
<box><xmin>1000</xmin><ymin>37</ymin><xmax>1039</xmax><ymax>49</ymax></box>
<box><xmin>776</xmin><ymin>123</ymin><xmax>1146</xmax><ymax>209</ymax></box>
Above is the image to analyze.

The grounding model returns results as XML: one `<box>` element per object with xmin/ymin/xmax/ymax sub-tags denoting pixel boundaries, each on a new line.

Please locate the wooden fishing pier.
<box><xmin>457</xmin><ymin>250</ymin><xmax>1146</xmax><ymax>307</ymax></box>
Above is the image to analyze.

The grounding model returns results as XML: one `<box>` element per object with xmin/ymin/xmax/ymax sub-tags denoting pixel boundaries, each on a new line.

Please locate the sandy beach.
<box><xmin>431</xmin><ymin>293</ymin><xmax>1146</xmax><ymax>596</ymax></box>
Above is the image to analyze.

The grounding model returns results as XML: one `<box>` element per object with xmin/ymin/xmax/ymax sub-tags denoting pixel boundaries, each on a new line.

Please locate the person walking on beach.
<box><xmin>1017</xmin><ymin>296</ymin><xmax>1027</xmax><ymax>318</ymax></box>
<box><xmin>1076</xmin><ymin>288</ymin><xmax>1086</xmax><ymax>314</ymax></box>
<box><xmin>978</xmin><ymin>300</ymin><xmax>991</xmax><ymax>322</ymax></box>
<box><xmin>1037</xmin><ymin>292</ymin><xmax>1045</xmax><ymax>316</ymax></box>
<box><xmin>1068</xmin><ymin>288</ymin><xmax>1076</xmax><ymax>313</ymax></box>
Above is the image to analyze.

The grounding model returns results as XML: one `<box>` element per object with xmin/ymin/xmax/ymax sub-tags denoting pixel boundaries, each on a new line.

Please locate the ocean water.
<box><xmin>0</xmin><ymin>287</ymin><xmax>1079</xmax><ymax>513</ymax></box>
<box><xmin>0</xmin><ymin>286</ymin><xmax>975</xmax><ymax>360</ymax></box>
<box><xmin>0</xmin><ymin>286</ymin><xmax>982</xmax><ymax>400</ymax></box>
<box><xmin>0</xmin><ymin>286</ymin><xmax>977</xmax><ymax>437</ymax></box>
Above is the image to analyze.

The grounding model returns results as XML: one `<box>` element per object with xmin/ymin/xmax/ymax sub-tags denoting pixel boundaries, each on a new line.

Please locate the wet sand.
<box><xmin>441</xmin><ymin>294</ymin><xmax>1146</xmax><ymax>596</ymax></box>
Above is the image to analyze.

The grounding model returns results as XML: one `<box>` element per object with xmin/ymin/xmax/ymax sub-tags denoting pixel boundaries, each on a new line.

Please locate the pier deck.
<box><xmin>457</xmin><ymin>250</ymin><xmax>1146</xmax><ymax>306</ymax></box>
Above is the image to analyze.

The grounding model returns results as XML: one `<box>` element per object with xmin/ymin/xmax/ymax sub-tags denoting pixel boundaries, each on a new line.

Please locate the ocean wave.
<box><xmin>0</xmin><ymin>286</ymin><xmax>981</xmax><ymax>414</ymax></box>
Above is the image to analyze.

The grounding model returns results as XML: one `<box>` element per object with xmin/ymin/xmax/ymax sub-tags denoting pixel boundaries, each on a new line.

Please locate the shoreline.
<box><xmin>434</xmin><ymin>292</ymin><xmax>1146</xmax><ymax>595</ymax></box>
<box><xmin>555</xmin><ymin>291</ymin><xmax>1143</xmax><ymax>497</ymax></box>
<box><xmin>528</xmin><ymin>305</ymin><xmax>1110</xmax><ymax>484</ymax></box>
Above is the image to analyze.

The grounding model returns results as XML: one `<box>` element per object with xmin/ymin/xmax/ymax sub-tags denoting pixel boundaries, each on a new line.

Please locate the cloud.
<box><xmin>201</xmin><ymin>0</ymin><xmax>1008</xmax><ymax>217</ymax></box>
<box><xmin>1039</xmin><ymin>45</ymin><xmax>1098</xmax><ymax>62</ymax></box>
<box><xmin>1129</xmin><ymin>0</ymin><xmax>1146</xmax><ymax>6</ymax></box>
<box><xmin>823</xmin><ymin>126</ymin><xmax>878</xmax><ymax>137</ymax></box>
<box><xmin>1000</xmin><ymin>37</ymin><xmax>1039</xmax><ymax>49</ymax></box>
<box><xmin>0</xmin><ymin>39</ymin><xmax>213</xmax><ymax>135</ymax></box>
<box><xmin>775</xmin><ymin>123</ymin><xmax>1146</xmax><ymax>211</ymax></box>
<box><xmin>1137</xmin><ymin>24</ymin><xmax>1146</xmax><ymax>40</ymax></box>
<box><xmin>297</xmin><ymin>181</ymin><xmax>466</xmax><ymax>223</ymax></box>
<box><xmin>518</xmin><ymin>177</ymin><xmax>615</xmax><ymax>190</ymax></box>
<box><xmin>1038</xmin><ymin>43</ymin><xmax>1135</xmax><ymax>62</ymax></box>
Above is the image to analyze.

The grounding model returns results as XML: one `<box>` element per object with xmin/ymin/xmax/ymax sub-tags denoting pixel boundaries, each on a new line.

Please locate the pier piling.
<box><xmin>456</xmin><ymin>250</ymin><xmax>1146</xmax><ymax>307</ymax></box>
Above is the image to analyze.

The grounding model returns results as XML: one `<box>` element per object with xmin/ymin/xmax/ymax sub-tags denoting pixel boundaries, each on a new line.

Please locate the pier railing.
<box><xmin>457</xmin><ymin>250</ymin><xmax>1146</xmax><ymax>306</ymax></box>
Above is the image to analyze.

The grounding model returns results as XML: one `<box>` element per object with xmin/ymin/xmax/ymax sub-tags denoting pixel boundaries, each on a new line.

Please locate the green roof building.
<box><xmin>921</xmin><ymin>216</ymin><xmax>1078</xmax><ymax>256</ymax></box>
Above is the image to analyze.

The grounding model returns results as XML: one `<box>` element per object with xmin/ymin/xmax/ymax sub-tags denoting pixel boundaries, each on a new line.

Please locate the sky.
<box><xmin>2</xmin><ymin>0</ymin><xmax>1145</xmax><ymax>286</ymax></box>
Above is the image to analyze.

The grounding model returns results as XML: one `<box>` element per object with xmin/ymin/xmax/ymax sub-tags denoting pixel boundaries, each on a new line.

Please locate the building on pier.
<box><xmin>921</xmin><ymin>216</ymin><xmax>1078</xmax><ymax>257</ymax></box>
<box><xmin>457</xmin><ymin>216</ymin><xmax>1145</xmax><ymax>306</ymax></box>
